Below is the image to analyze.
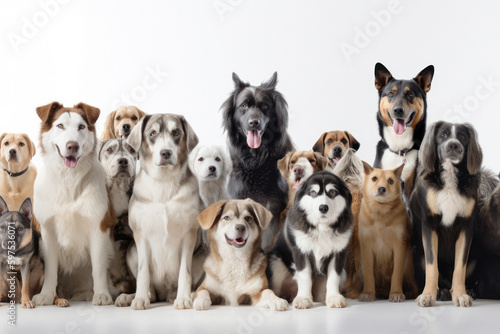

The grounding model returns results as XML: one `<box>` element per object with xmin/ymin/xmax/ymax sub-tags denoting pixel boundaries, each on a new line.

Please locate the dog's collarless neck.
<box><xmin>3</xmin><ymin>166</ymin><xmax>29</xmax><ymax>177</ymax></box>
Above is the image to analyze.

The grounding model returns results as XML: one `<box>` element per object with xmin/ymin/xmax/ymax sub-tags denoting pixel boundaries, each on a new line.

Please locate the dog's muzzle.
<box><xmin>122</xmin><ymin>124</ymin><xmax>131</xmax><ymax>139</ymax></box>
<box><xmin>442</xmin><ymin>140</ymin><xmax>464</xmax><ymax>162</ymax></box>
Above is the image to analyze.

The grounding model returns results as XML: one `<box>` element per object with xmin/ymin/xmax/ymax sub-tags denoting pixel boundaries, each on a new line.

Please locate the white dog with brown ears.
<box><xmin>32</xmin><ymin>102</ymin><xmax>116</xmax><ymax>307</ymax></box>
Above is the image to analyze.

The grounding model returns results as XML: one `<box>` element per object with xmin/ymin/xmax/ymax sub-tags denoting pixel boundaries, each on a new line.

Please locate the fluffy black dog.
<box><xmin>221</xmin><ymin>72</ymin><xmax>293</xmax><ymax>249</ymax></box>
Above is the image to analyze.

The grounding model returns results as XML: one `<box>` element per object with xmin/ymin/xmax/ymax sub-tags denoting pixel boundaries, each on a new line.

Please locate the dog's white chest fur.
<box><xmin>381</xmin><ymin>148</ymin><xmax>417</xmax><ymax>184</ymax></box>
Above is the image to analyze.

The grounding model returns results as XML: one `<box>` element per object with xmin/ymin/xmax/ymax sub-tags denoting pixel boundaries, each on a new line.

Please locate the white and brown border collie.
<box><xmin>32</xmin><ymin>102</ymin><xmax>115</xmax><ymax>307</ymax></box>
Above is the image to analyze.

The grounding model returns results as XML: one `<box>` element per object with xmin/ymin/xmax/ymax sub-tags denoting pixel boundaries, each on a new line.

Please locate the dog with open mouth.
<box><xmin>373</xmin><ymin>63</ymin><xmax>434</xmax><ymax>198</ymax></box>
<box><xmin>221</xmin><ymin>72</ymin><xmax>294</xmax><ymax>250</ymax></box>
<box><xmin>101</xmin><ymin>105</ymin><xmax>146</xmax><ymax>141</ymax></box>
<box><xmin>312</xmin><ymin>131</ymin><xmax>360</xmax><ymax>167</ymax></box>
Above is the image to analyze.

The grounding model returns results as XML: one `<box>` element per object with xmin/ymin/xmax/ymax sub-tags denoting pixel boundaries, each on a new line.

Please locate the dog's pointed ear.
<box><xmin>180</xmin><ymin>116</ymin><xmax>199</xmax><ymax>153</ymax></box>
<box><xmin>36</xmin><ymin>102</ymin><xmax>63</xmax><ymax>123</ymax></box>
<box><xmin>19</xmin><ymin>198</ymin><xmax>32</xmax><ymax>222</ymax></box>
<box><xmin>21</xmin><ymin>134</ymin><xmax>36</xmax><ymax>158</ymax></box>
<box><xmin>0</xmin><ymin>196</ymin><xmax>8</xmax><ymax>216</ymax></box>
<box><xmin>127</xmin><ymin>114</ymin><xmax>150</xmax><ymax>152</ymax></box>
<box><xmin>315</xmin><ymin>152</ymin><xmax>329</xmax><ymax>170</ymax></box>
<box><xmin>246</xmin><ymin>199</ymin><xmax>273</xmax><ymax>230</ymax></box>
<box><xmin>362</xmin><ymin>161</ymin><xmax>373</xmax><ymax>175</ymax></box>
<box><xmin>374</xmin><ymin>63</ymin><xmax>393</xmax><ymax>90</ymax></box>
<box><xmin>420</xmin><ymin>121</ymin><xmax>442</xmax><ymax>174</ymax></box>
<box><xmin>97</xmin><ymin>140</ymin><xmax>109</xmax><ymax>162</ymax></box>
<box><xmin>261</xmin><ymin>72</ymin><xmax>278</xmax><ymax>90</ymax></box>
<box><xmin>197</xmin><ymin>200</ymin><xmax>227</xmax><ymax>230</ymax></box>
<box><xmin>312</xmin><ymin>132</ymin><xmax>328</xmax><ymax>155</ymax></box>
<box><xmin>393</xmin><ymin>163</ymin><xmax>405</xmax><ymax>180</ymax></box>
<box><xmin>464</xmin><ymin>123</ymin><xmax>483</xmax><ymax>175</ymax></box>
<box><xmin>101</xmin><ymin>110</ymin><xmax>117</xmax><ymax>141</ymax></box>
<box><xmin>232</xmin><ymin>72</ymin><xmax>247</xmax><ymax>90</ymax></box>
<box><xmin>344</xmin><ymin>131</ymin><xmax>360</xmax><ymax>151</ymax></box>
<box><xmin>414</xmin><ymin>65</ymin><xmax>434</xmax><ymax>93</ymax></box>
<box><xmin>278</xmin><ymin>151</ymin><xmax>294</xmax><ymax>179</ymax></box>
<box><xmin>75</xmin><ymin>103</ymin><xmax>100</xmax><ymax>126</ymax></box>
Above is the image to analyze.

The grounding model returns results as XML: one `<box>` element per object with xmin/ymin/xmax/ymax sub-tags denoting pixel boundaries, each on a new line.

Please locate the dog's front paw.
<box><xmin>21</xmin><ymin>299</ymin><xmax>35</xmax><ymax>309</ymax></box>
<box><xmin>293</xmin><ymin>296</ymin><xmax>313</xmax><ymax>309</ymax></box>
<box><xmin>54</xmin><ymin>298</ymin><xmax>69</xmax><ymax>307</ymax></box>
<box><xmin>193</xmin><ymin>296</ymin><xmax>211</xmax><ymax>311</ymax></box>
<box><xmin>358</xmin><ymin>292</ymin><xmax>375</xmax><ymax>302</ymax></box>
<box><xmin>269</xmin><ymin>297</ymin><xmax>289</xmax><ymax>311</ymax></box>
<box><xmin>115</xmin><ymin>293</ymin><xmax>135</xmax><ymax>307</ymax></box>
<box><xmin>389</xmin><ymin>292</ymin><xmax>406</xmax><ymax>303</ymax></box>
<box><xmin>92</xmin><ymin>293</ymin><xmax>113</xmax><ymax>306</ymax></box>
<box><xmin>173</xmin><ymin>296</ymin><xmax>193</xmax><ymax>310</ymax></box>
<box><xmin>32</xmin><ymin>293</ymin><xmax>55</xmax><ymax>306</ymax></box>
<box><xmin>326</xmin><ymin>295</ymin><xmax>347</xmax><ymax>308</ymax></box>
<box><xmin>416</xmin><ymin>294</ymin><xmax>436</xmax><ymax>307</ymax></box>
<box><xmin>452</xmin><ymin>293</ymin><xmax>473</xmax><ymax>307</ymax></box>
<box><xmin>131</xmin><ymin>297</ymin><xmax>150</xmax><ymax>310</ymax></box>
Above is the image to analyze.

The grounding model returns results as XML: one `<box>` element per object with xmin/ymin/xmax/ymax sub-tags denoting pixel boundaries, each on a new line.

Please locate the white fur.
<box><xmin>32</xmin><ymin>112</ymin><xmax>113</xmax><ymax>306</ymax></box>
<box><xmin>298</xmin><ymin>190</ymin><xmax>347</xmax><ymax>226</ymax></box>
<box><xmin>383</xmin><ymin>126</ymin><xmax>415</xmax><ymax>152</ymax></box>
<box><xmin>288</xmin><ymin>156</ymin><xmax>315</xmax><ymax>186</ymax></box>
<box><xmin>381</xmin><ymin>149</ymin><xmax>418</xmax><ymax>184</ymax></box>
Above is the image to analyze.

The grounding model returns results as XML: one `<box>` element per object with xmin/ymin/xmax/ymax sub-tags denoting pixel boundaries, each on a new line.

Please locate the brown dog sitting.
<box><xmin>312</xmin><ymin>130</ymin><xmax>360</xmax><ymax>167</ymax></box>
<box><xmin>101</xmin><ymin>105</ymin><xmax>146</xmax><ymax>140</ymax></box>
<box><xmin>356</xmin><ymin>162</ymin><xmax>417</xmax><ymax>302</ymax></box>
<box><xmin>193</xmin><ymin>199</ymin><xmax>288</xmax><ymax>311</ymax></box>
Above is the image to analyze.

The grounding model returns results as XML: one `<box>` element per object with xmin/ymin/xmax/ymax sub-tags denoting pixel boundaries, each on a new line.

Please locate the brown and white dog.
<box><xmin>101</xmin><ymin>105</ymin><xmax>146</xmax><ymax>141</ymax></box>
<box><xmin>193</xmin><ymin>199</ymin><xmax>288</xmax><ymax>311</ymax></box>
<box><xmin>312</xmin><ymin>131</ymin><xmax>360</xmax><ymax>168</ymax></box>
<box><xmin>32</xmin><ymin>102</ymin><xmax>116</xmax><ymax>307</ymax></box>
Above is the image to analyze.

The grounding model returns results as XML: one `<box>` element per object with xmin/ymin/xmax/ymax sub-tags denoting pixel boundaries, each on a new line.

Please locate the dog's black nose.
<box><xmin>293</xmin><ymin>166</ymin><xmax>303</xmax><ymax>175</ymax></box>
<box><xmin>248</xmin><ymin>119</ymin><xmax>260</xmax><ymax>129</ymax></box>
<box><xmin>378</xmin><ymin>186</ymin><xmax>386</xmax><ymax>194</ymax></box>
<box><xmin>123</xmin><ymin>124</ymin><xmax>131</xmax><ymax>131</ymax></box>
<box><xmin>448</xmin><ymin>142</ymin><xmax>461</xmax><ymax>152</ymax></box>
<box><xmin>66</xmin><ymin>141</ymin><xmax>80</xmax><ymax>154</ymax></box>
<box><xmin>118</xmin><ymin>158</ymin><xmax>128</xmax><ymax>166</ymax></box>
<box><xmin>160</xmin><ymin>150</ymin><xmax>172</xmax><ymax>159</ymax></box>
<box><xmin>9</xmin><ymin>149</ymin><xmax>16</xmax><ymax>155</ymax></box>
<box><xmin>393</xmin><ymin>108</ymin><xmax>405</xmax><ymax>118</ymax></box>
<box><xmin>333</xmin><ymin>146</ymin><xmax>342</xmax><ymax>156</ymax></box>
<box><xmin>319</xmin><ymin>204</ymin><xmax>329</xmax><ymax>214</ymax></box>
<box><xmin>235</xmin><ymin>224</ymin><xmax>246</xmax><ymax>233</ymax></box>
<box><xmin>209</xmin><ymin>166</ymin><xmax>216</xmax><ymax>172</ymax></box>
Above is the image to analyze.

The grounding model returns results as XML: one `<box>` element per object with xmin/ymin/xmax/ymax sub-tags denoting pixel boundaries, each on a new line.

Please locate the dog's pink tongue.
<box><xmin>64</xmin><ymin>156</ymin><xmax>78</xmax><ymax>168</ymax></box>
<box><xmin>393</xmin><ymin>119</ymin><xmax>406</xmax><ymax>135</ymax></box>
<box><xmin>293</xmin><ymin>180</ymin><xmax>301</xmax><ymax>189</ymax></box>
<box><xmin>246</xmin><ymin>130</ymin><xmax>262</xmax><ymax>149</ymax></box>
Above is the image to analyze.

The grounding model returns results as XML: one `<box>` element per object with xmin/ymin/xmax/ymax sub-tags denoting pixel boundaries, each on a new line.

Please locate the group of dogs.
<box><xmin>0</xmin><ymin>63</ymin><xmax>499</xmax><ymax>312</ymax></box>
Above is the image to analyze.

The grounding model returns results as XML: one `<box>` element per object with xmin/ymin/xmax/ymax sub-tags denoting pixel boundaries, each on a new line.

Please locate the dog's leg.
<box><xmin>292</xmin><ymin>260</ymin><xmax>313</xmax><ymax>309</ymax></box>
<box><xmin>131</xmin><ymin>236</ymin><xmax>151</xmax><ymax>310</ymax></box>
<box><xmin>389</xmin><ymin>240</ymin><xmax>406</xmax><ymax>302</ymax></box>
<box><xmin>174</xmin><ymin>230</ymin><xmax>196</xmax><ymax>309</ymax></box>
<box><xmin>254</xmin><ymin>289</ymin><xmax>288</xmax><ymax>311</ymax></box>
<box><xmin>451</xmin><ymin>231</ymin><xmax>473</xmax><ymax>307</ymax></box>
<box><xmin>33</xmin><ymin>231</ymin><xmax>58</xmax><ymax>306</ymax></box>
<box><xmin>193</xmin><ymin>287</ymin><xmax>212</xmax><ymax>311</ymax></box>
<box><xmin>359</xmin><ymin>237</ymin><xmax>375</xmax><ymax>301</ymax></box>
<box><xmin>89</xmin><ymin>231</ymin><xmax>113</xmax><ymax>306</ymax></box>
<box><xmin>20</xmin><ymin>262</ymin><xmax>34</xmax><ymax>308</ymax></box>
<box><xmin>325</xmin><ymin>256</ymin><xmax>347</xmax><ymax>308</ymax></box>
<box><xmin>416</xmin><ymin>226</ymin><xmax>439</xmax><ymax>307</ymax></box>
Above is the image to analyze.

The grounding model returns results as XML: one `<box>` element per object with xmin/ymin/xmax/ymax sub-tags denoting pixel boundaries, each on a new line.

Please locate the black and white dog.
<box><xmin>267</xmin><ymin>171</ymin><xmax>353</xmax><ymax>309</ymax></box>
<box><xmin>221</xmin><ymin>72</ymin><xmax>294</xmax><ymax>249</ymax></box>
<box><xmin>410</xmin><ymin>121</ymin><xmax>483</xmax><ymax>307</ymax></box>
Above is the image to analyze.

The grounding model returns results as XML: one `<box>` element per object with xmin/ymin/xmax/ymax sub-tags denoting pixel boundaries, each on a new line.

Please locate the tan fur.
<box><xmin>312</xmin><ymin>131</ymin><xmax>360</xmax><ymax>166</ymax></box>
<box><xmin>421</xmin><ymin>231</ymin><xmax>439</xmax><ymax>298</ymax></box>
<box><xmin>355</xmin><ymin>162</ymin><xmax>417</xmax><ymax>301</ymax></box>
<box><xmin>451</xmin><ymin>232</ymin><xmax>469</xmax><ymax>303</ymax></box>
<box><xmin>101</xmin><ymin>106</ymin><xmax>146</xmax><ymax>141</ymax></box>
<box><xmin>99</xmin><ymin>197</ymin><xmax>116</xmax><ymax>232</ymax></box>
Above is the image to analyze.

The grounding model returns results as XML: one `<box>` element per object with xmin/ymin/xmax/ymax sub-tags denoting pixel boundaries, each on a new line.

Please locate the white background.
<box><xmin>0</xmin><ymin>0</ymin><xmax>499</xmax><ymax>171</ymax></box>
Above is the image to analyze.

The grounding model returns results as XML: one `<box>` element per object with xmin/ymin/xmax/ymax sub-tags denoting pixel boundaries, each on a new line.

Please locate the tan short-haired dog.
<box><xmin>193</xmin><ymin>199</ymin><xmax>288</xmax><ymax>311</ymax></box>
<box><xmin>101</xmin><ymin>105</ymin><xmax>146</xmax><ymax>140</ymax></box>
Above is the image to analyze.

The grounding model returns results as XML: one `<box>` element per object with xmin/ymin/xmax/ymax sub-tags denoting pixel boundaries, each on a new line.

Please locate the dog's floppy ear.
<box><xmin>245</xmin><ymin>199</ymin><xmax>273</xmax><ymax>230</ymax></box>
<box><xmin>362</xmin><ymin>161</ymin><xmax>374</xmax><ymax>175</ymax></box>
<box><xmin>232</xmin><ymin>73</ymin><xmax>247</xmax><ymax>90</ymax></box>
<box><xmin>414</xmin><ymin>65</ymin><xmax>434</xmax><ymax>93</ymax></box>
<box><xmin>344</xmin><ymin>131</ymin><xmax>360</xmax><ymax>151</ymax></box>
<box><xmin>180</xmin><ymin>116</ymin><xmax>199</xmax><ymax>153</ymax></box>
<box><xmin>188</xmin><ymin>144</ymin><xmax>201</xmax><ymax>174</ymax></box>
<box><xmin>135</xmin><ymin>107</ymin><xmax>146</xmax><ymax>118</ymax></box>
<box><xmin>312</xmin><ymin>132</ymin><xmax>327</xmax><ymax>155</ymax></box>
<box><xmin>21</xmin><ymin>134</ymin><xmax>36</xmax><ymax>158</ymax></box>
<box><xmin>75</xmin><ymin>103</ymin><xmax>100</xmax><ymax>126</ymax></box>
<box><xmin>419</xmin><ymin>121</ymin><xmax>442</xmax><ymax>174</ymax></box>
<box><xmin>197</xmin><ymin>200</ymin><xmax>227</xmax><ymax>230</ymax></box>
<box><xmin>101</xmin><ymin>110</ymin><xmax>117</xmax><ymax>141</ymax></box>
<box><xmin>127</xmin><ymin>114</ymin><xmax>151</xmax><ymax>152</ymax></box>
<box><xmin>97</xmin><ymin>140</ymin><xmax>110</xmax><ymax>162</ymax></box>
<box><xmin>315</xmin><ymin>152</ymin><xmax>329</xmax><ymax>170</ymax></box>
<box><xmin>374</xmin><ymin>63</ymin><xmax>393</xmax><ymax>90</ymax></box>
<box><xmin>464</xmin><ymin>123</ymin><xmax>483</xmax><ymax>175</ymax></box>
<box><xmin>36</xmin><ymin>102</ymin><xmax>63</xmax><ymax>123</ymax></box>
<box><xmin>278</xmin><ymin>151</ymin><xmax>294</xmax><ymax>179</ymax></box>
<box><xmin>0</xmin><ymin>133</ymin><xmax>7</xmax><ymax>147</ymax></box>
<box><xmin>0</xmin><ymin>196</ymin><xmax>8</xmax><ymax>216</ymax></box>
<box><xmin>393</xmin><ymin>163</ymin><xmax>405</xmax><ymax>180</ymax></box>
<box><xmin>19</xmin><ymin>198</ymin><xmax>32</xmax><ymax>222</ymax></box>
<box><xmin>261</xmin><ymin>72</ymin><xmax>278</xmax><ymax>90</ymax></box>
<box><xmin>219</xmin><ymin>147</ymin><xmax>232</xmax><ymax>176</ymax></box>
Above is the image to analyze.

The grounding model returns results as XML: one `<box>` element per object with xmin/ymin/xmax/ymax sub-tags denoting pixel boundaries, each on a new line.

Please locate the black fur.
<box><xmin>221</xmin><ymin>72</ymin><xmax>293</xmax><ymax>249</ymax></box>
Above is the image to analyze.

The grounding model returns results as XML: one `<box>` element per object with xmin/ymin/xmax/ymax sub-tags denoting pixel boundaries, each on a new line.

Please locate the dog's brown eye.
<box><xmin>107</xmin><ymin>147</ymin><xmax>113</xmax><ymax>153</ymax></box>
<box><xmin>326</xmin><ymin>139</ymin><xmax>333</xmax><ymax>144</ymax></box>
<box><xmin>309</xmin><ymin>159</ymin><xmax>315</xmax><ymax>164</ymax></box>
<box><xmin>116</xmin><ymin>116</ymin><xmax>121</xmax><ymax>121</ymax></box>
<box><xmin>129</xmin><ymin>148</ymin><xmax>135</xmax><ymax>154</ymax></box>
<box><xmin>19</xmin><ymin>142</ymin><xmax>25</xmax><ymax>147</ymax></box>
<box><xmin>261</xmin><ymin>104</ymin><xmax>268</xmax><ymax>110</ymax></box>
<box><xmin>290</xmin><ymin>160</ymin><xmax>296</xmax><ymax>165</ymax></box>
<box><xmin>150</xmin><ymin>130</ymin><xmax>157</xmax><ymax>137</ymax></box>
<box><xmin>388</xmin><ymin>92</ymin><xmax>394</xmax><ymax>97</ymax></box>
<box><xmin>198</xmin><ymin>157</ymin><xmax>204</xmax><ymax>162</ymax></box>
<box><xmin>441</xmin><ymin>132</ymin><xmax>448</xmax><ymax>139</ymax></box>
<box><xmin>172</xmin><ymin>129</ymin><xmax>181</xmax><ymax>137</ymax></box>
<box><xmin>329</xmin><ymin>189</ymin><xmax>338</xmax><ymax>196</ymax></box>
<box><xmin>4</xmin><ymin>142</ymin><xmax>9</xmax><ymax>146</ymax></box>
<box><xmin>341</xmin><ymin>139</ymin><xmax>347</xmax><ymax>144</ymax></box>
<box><xmin>244</xmin><ymin>216</ymin><xmax>252</xmax><ymax>221</ymax></box>
<box><xmin>388</xmin><ymin>179</ymin><xmax>394</xmax><ymax>185</ymax></box>
<box><xmin>18</xmin><ymin>226</ymin><xmax>23</xmax><ymax>232</ymax></box>
<box><xmin>241</xmin><ymin>103</ymin><xmax>248</xmax><ymax>109</ymax></box>
<box><xmin>372</xmin><ymin>177</ymin><xmax>377</xmax><ymax>182</ymax></box>
<box><xmin>215</xmin><ymin>157</ymin><xmax>221</xmax><ymax>162</ymax></box>
<box><xmin>407</xmin><ymin>92</ymin><xmax>414</xmax><ymax>98</ymax></box>
<box><xmin>56</xmin><ymin>124</ymin><xmax>64</xmax><ymax>129</ymax></box>
<box><xmin>78</xmin><ymin>125</ymin><xmax>86</xmax><ymax>130</ymax></box>
<box><xmin>131</xmin><ymin>116</ymin><xmax>138</xmax><ymax>121</ymax></box>
<box><xmin>223</xmin><ymin>216</ymin><xmax>230</xmax><ymax>221</ymax></box>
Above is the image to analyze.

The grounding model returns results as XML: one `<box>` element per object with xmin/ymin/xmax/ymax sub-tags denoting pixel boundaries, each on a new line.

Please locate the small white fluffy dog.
<box><xmin>188</xmin><ymin>145</ymin><xmax>231</xmax><ymax>207</ymax></box>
